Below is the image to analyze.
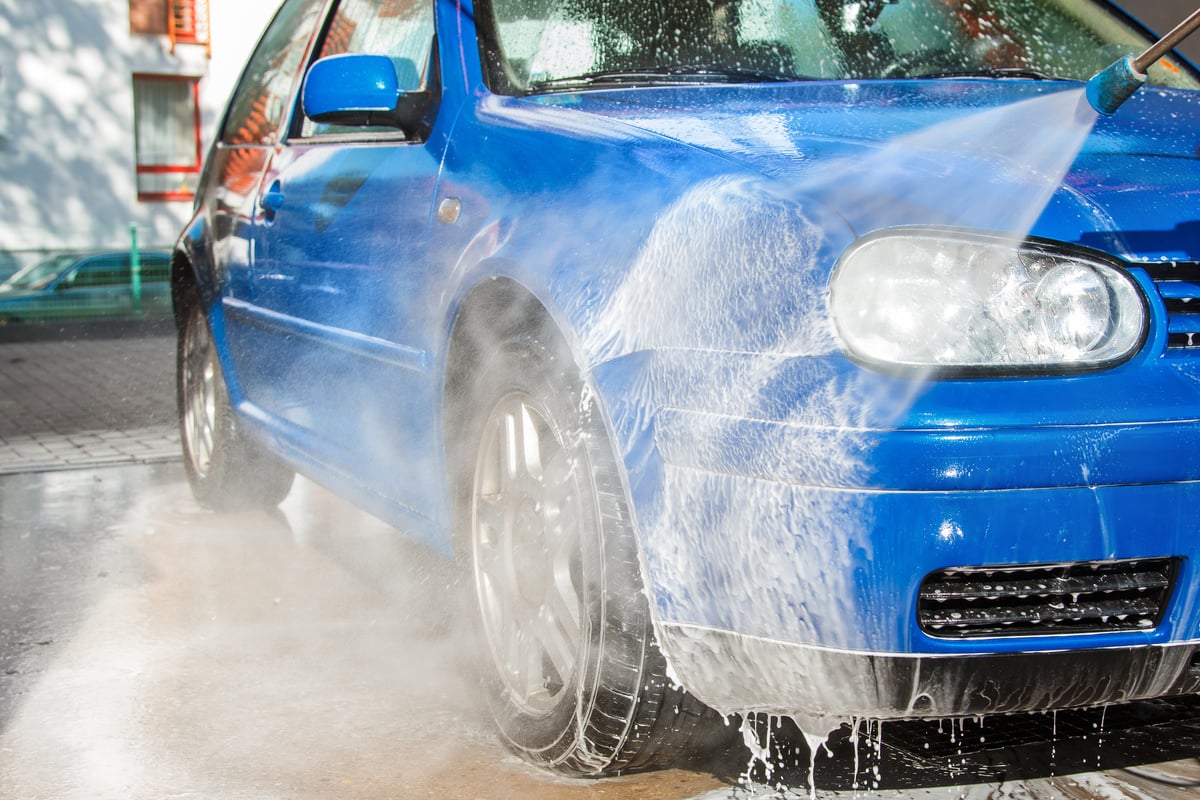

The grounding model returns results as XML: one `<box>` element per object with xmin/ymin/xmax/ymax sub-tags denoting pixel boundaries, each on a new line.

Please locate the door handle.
<box><xmin>260</xmin><ymin>182</ymin><xmax>284</xmax><ymax>219</ymax></box>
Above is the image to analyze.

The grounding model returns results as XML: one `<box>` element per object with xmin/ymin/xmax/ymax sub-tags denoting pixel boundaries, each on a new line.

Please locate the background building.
<box><xmin>0</xmin><ymin>0</ymin><xmax>281</xmax><ymax>272</ymax></box>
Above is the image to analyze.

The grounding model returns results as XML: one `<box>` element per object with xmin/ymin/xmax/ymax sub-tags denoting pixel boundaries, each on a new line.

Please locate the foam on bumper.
<box><xmin>658</xmin><ymin>621</ymin><xmax>1200</xmax><ymax>724</ymax></box>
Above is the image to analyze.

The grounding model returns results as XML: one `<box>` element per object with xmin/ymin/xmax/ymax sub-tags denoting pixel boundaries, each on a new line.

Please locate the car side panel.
<box><xmin>231</xmin><ymin>139</ymin><xmax>442</xmax><ymax>522</ymax></box>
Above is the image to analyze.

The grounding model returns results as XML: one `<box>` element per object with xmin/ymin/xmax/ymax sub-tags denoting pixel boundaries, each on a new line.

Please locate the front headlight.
<box><xmin>829</xmin><ymin>229</ymin><xmax>1147</xmax><ymax>376</ymax></box>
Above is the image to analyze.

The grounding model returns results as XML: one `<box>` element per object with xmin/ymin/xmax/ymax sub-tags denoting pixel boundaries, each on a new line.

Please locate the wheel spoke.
<box><xmin>521</xmin><ymin>400</ymin><xmax>545</xmax><ymax>480</ymax></box>
<box><xmin>475</xmin><ymin>497</ymin><xmax>522</xmax><ymax>638</ymax></box>
<box><xmin>194</xmin><ymin>366</ymin><xmax>214</xmax><ymax>459</ymax></box>
<box><xmin>538</xmin><ymin>589</ymin><xmax>581</xmax><ymax>685</ymax></box>
<box><xmin>543</xmin><ymin>446</ymin><xmax>584</xmax><ymax>638</ymax></box>
<box><xmin>498</xmin><ymin>591</ymin><xmax>523</xmax><ymax>668</ymax></box>
<box><xmin>474</xmin><ymin>491</ymin><xmax>508</xmax><ymax>547</ymax></box>
<box><xmin>521</xmin><ymin>626</ymin><xmax>548</xmax><ymax>701</ymax></box>
<box><xmin>183</xmin><ymin>314</ymin><xmax>218</xmax><ymax>475</ymax></box>
<box><xmin>472</xmin><ymin>389</ymin><xmax>592</xmax><ymax>716</ymax></box>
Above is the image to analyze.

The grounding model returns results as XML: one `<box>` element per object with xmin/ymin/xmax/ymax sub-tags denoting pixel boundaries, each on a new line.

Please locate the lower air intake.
<box><xmin>918</xmin><ymin>558</ymin><xmax>1178</xmax><ymax>639</ymax></box>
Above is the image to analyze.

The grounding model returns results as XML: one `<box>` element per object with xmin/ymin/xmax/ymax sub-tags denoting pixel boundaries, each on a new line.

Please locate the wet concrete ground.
<box><xmin>0</xmin><ymin>463</ymin><xmax>727</xmax><ymax>800</ymax></box>
<box><xmin>3</xmin><ymin>462</ymin><xmax>1200</xmax><ymax>799</ymax></box>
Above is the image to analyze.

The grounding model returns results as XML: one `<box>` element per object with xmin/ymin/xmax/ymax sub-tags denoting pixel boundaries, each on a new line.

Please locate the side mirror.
<box><xmin>302</xmin><ymin>53</ymin><xmax>435</xmax><ymax>138</ymax></box>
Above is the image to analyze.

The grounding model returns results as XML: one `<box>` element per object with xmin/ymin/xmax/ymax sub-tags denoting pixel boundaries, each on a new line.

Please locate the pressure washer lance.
<box><xmin>1087</xmin><ymin>6</ymin><xmax>1200</xmax><ymax>114</ymax></box>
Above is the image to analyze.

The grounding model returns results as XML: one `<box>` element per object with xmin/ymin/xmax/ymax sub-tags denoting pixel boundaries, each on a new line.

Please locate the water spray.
<box><xmin>1086</xmin><ymin>6</ymin><xmax>1200</xmax><ymax>115</ymax></box>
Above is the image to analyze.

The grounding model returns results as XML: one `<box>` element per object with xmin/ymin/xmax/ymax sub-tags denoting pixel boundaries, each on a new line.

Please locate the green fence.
<box><xmin>0</xmin><ymin>232</ymin><xmax>174</xmax><ymax>325</ymax></box>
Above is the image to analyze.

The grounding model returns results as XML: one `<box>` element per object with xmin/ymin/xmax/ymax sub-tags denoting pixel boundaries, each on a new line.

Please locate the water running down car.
<box><xmin>173</xmin><ymin>0</ymin><xmax>1200</xmax><ymax>776</ymax></box>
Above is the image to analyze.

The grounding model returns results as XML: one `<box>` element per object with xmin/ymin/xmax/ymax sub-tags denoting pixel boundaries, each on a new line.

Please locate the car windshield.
<box><xmin>0</xmin><ymin>253</ymin><xmax>79</xmax><ymax>292</ymax></box>
<box><xmin>479</xmin><ymin>0</ymin><xmax>1200</xmax><ymax>93</ymax></box>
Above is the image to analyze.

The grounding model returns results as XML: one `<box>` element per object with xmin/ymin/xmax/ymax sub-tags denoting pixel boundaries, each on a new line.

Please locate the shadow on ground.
<box><xmin>730</xmin><ymin>700</ymin><xmax>1200</xmax><ymax>794</ymax></box>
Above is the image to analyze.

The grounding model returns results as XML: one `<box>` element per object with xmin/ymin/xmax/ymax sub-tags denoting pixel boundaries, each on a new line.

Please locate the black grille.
<box><xmin>1142</xmin><ymin>261</ymin><xmax>1200</xmax><ymax>350</ymax></box>
<box><xmin>918</xmin><ymin>558</ymin><xmax>1178</xmax><ymax>638</ymax></box>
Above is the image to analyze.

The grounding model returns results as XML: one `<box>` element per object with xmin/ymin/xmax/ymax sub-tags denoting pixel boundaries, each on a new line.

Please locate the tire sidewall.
<box><xmin>176</xmin><ymin>294</ymin><xmax>293</xmax><ymax>510</ymax></box>
<box><xmin>177</xmin><ymin>298</ymin><xmax>230</xmax><ymax>502</ymax></box>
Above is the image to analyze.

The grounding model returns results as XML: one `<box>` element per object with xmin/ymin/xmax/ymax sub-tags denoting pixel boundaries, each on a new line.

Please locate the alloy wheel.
<box><xmin>181</xmin><ymin>309</ymin><xmax>218</xmax><ymax>479</ymax></box>
<box><xmin>471</xmin><ymin>391</ymin><xmax>587</xmax><ymax>717</ymax></box>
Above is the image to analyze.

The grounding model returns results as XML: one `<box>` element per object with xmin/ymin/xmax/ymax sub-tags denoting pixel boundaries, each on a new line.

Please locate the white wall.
<box><xmin>0</xmin><ymin>0</ymin><xmax>280</xmax><ymax>263</ymax></box>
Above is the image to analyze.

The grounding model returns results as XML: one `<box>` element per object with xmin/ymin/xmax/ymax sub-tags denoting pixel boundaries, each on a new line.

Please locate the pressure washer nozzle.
<box><xmin>1086</xmin><ymin>7</ymin><xmax>1200</xmax><ymax>115</ymax></box>
<box><xmin>1085</xmin><ymin>55</ymin><xmax>1147</xmax><ymax>115</ymax></box>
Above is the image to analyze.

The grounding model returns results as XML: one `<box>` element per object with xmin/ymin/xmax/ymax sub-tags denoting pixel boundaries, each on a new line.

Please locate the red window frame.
<box><xmin>169</xmin><ymin>0</ymin><xmax>212</xmax><ymax>55</ymax></box>
<box><xmin>129</xmin><ymin>0</ymin><xmax>211</xmax><ymax>55</ymax></box>
<box><xmin>132</xmin><ymin>73</ymin><xmax>203</xmax><ymax>202</ymax></box>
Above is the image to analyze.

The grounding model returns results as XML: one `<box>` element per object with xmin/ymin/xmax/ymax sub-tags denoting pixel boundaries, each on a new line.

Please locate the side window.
<box><xmin>299</xmin><ymin>0</ymin><xmax>436</xmax><ymax>138</ymax></box>
<box><xmin>68</xmin><ymin>258</ymin><xmax>129</xmax><ymax>289</ymax></box>
<box><xmin>140</xmin><ymin>255</ymin><xmax>172</xmax><ymax>283</ymax></box>
<box><xmin>219</xmin><ymin>0</ymin><xmax>326</xmax><ymax>146</ymax></box>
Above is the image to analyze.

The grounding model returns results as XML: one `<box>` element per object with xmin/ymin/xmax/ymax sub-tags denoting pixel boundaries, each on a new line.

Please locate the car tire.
<box><xmin>177</xmin><ymin>290</ymin><xmax>294</xmax><ymax>511</ymax></box>
<box><xmin>455</xmin><ymin>316</ymin><xmax>731</xmax><ymax>776</ymax></box>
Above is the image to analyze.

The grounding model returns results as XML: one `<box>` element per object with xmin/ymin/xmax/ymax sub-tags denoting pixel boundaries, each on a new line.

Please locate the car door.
<box><xmin>205</xmin><ymin>0</ymin><xmax>326</xmax><ymax>391</ymax></box>
<box><xmin>243</xmin><ymin>0</ymin><xmax>444</xmax><ymax>516</ymax></box>
<box><xmin>52</xmin><ymin>254</ymin><xmax>133</xmax><ymax>320</ymax></box>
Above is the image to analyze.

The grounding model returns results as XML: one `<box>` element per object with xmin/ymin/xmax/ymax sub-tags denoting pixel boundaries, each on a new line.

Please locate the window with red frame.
<box><xmin>132</xmin><ymin>74</ymin><xmax>202</xmax><ymax>202</ymax></box>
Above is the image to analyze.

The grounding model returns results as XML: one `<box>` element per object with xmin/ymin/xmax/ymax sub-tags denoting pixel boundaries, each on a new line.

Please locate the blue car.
<box><xmin>0</xmin><ymin>251</ymin><xmax>173</xmax><ymax>323</ymax></box>
<box><xmin>173</xmin><ymin>0</ymin><xmax>1200</xmax><ymax>776</ymax></box>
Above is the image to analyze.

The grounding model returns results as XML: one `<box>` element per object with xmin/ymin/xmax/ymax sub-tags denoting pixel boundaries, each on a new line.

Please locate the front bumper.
<box><xmin>591</xmin><ymin>350</ymin><xmax>1200</xmax><ymax>719</ymax></box>
<box><xmin>639</xmin><ymin>460</ymin><xmax>1200</xmax><ymax>718</ymax></box>
<box><xmin>628</xmin><ymin>412</ymin><xmax>1200</xmax><ymax>719</ymax></box>
<box><xmin>659</xmin><ymin>623</ymin><xmax>1200</xmax><ymax>720</ymax></box>
<box><xmin>636</xmin><ymin>456</ymin><xmax>1200</xmax><ymax>648</ymax></box>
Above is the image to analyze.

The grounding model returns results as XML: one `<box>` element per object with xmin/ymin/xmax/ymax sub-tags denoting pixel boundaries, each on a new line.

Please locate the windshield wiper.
<box><xmin>911</xmin><ymin>67</ymin><xmax>1064</xmax><ymax>81</ymax></box>
<box><xmin>526</xmin><ymin>69</ymin><xmax>700</xmax><ymax>92</ymax></box>
<box><xmin>526</xmin><ymin>65</ymin><xmax>805</xmax><ymax>94</ymax></box>
<box><xmin>677</xmin><ymin>65</ymin><xmax>802</xmax><ymax>83</ymax></box>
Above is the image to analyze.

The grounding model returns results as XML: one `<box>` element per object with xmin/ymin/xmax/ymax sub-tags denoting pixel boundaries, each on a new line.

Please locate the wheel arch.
<box><xmin>170</xmin><ymin>248</ymin><xmax>198</xmax><ymax>328</ymax></box>
<box><xmin>443</xmin><ymin>275</ymin><xmax>557</xmax><ymax>408</ymax></box>
<box><xmin>441</xmin><ymin>276</ymin><xmax>562</xmax><ymax>541</ymax></box>
<box><xmin>170</xmin><ymin>212</ymin><xmax>223</xmax><ymax>327</ymax></box>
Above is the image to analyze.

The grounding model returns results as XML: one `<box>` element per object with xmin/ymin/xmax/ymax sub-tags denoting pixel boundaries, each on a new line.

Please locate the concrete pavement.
<box><xmin>0</xmin><ymin>321</ymin><xmax>181</xmax><ymax>474</ymax></box>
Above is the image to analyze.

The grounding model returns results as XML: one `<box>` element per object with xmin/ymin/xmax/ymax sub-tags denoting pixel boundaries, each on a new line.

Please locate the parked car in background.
<box><xmin>0</xmin><ymin>251</ymin><xmax>172</xmax><ymax>323</ymax></box>
<box><xmin>173</xmin><ymin>0</ymin><xmax>1200</xmax><ymax>779</ymax></box>
<box><xmin>0</xmin><ymin>254</ymin><xmax>19</xmax><ymax>284</ymax></box>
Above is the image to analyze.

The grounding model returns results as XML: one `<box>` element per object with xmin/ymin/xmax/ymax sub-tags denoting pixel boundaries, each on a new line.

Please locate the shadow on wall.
<box><xmin>0</xmin><ymin>1</ymin><xmax>194</xmax><ymax>255</ymax></box>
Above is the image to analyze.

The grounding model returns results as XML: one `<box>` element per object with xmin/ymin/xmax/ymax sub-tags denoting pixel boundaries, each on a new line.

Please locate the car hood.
<box><xmin>529</xmin><ymin>80</ymin><xmax>1200</xmax><ymax>261</ymax></box>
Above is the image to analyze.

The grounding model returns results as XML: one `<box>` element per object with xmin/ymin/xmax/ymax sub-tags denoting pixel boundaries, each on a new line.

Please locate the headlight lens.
<box><xmin>830</xmin><ymin>229</ymin><xmax>1147</xmax><ymax>375</ymax></box>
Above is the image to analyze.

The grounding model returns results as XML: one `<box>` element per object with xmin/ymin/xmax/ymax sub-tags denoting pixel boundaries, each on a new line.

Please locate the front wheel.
<box><xmin>177</xmin><ymin>291</ymin><xmax>294</xmax><ymax>510</ymax></box>
<box><xmin>455</xmin><ymin>319</ymin><xmax>729</xmax><ymax>776</ymax></box>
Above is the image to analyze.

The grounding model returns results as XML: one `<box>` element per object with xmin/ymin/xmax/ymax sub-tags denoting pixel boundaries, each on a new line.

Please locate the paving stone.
<box><xmin>0</xmin><ymin>325</ymin><xmax>182</xmax><ymax>474</ymax></box>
